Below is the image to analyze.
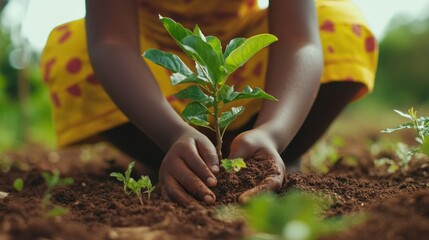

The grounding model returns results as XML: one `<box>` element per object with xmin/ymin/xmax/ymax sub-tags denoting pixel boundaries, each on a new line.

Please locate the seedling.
<box><xmin>243</xmin><ymin>191</ymin><xmax>364</xmax><ymax>240</ymax></box>
<box><xmin>110</xmin><ymin>161</ymin><xmax>155</xmax><ymax>205</ymax></box>
<box><xmin>304</xmin><ymin>136</ymin><xmax>345</xmax><ymax>174</ymax></box>
<box><xmin>382</xmin><ymin>108</ymin><xmax>429</xmax><ymax>156</ymax></box>
<box><xmin>41</xmin><ymin>170</ymin><xmax>74</xmax><ymax>217</ymax></box>
<box><xmin>12</xmin><ymin>178</ymin><xmax>24</xmax><ymax>192</ymax></box>
<box><xmin>220</xmin><ymin>158</ymin><xmax>247</xmax><ymax>173</ymax></box>
<box><xmin>143</xmin><ymin>16</ymin><xmax>277</xmax><ymax>168</ymax></box>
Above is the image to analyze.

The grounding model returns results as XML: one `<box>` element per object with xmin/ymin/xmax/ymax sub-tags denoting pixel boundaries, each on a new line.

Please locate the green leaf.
<box><xmin>219</xmin><ymin>84</ymin><xmax>237</xmax><ymax>103</ymax></box>
<box><xmin>59</xmin><ymin>177</ymin><xmax>74</xmax><ymax>186</ymax></box>
<box><xmin>381</xmin><ymin>122</ymin><xmax>413</xmax><ymax>133</ymax></box>
<box><xmin>193</xmin><ymin>25</ymin><xmax>206</xmax><ymax>41</ymax></box>
<box><xmin>393</xmin><ymin>109</ymin><xmax>413</xmax><ymax>120</ymax></box>
<box><xmin>181</xmin><ymin>102</ymin><xmax>210</xmax><ymax>127</ymax></box>
<box><xmin>180</xmin><ymin>35</ymin><xmax>226</xmax><ymax>85</ymax></box>
<box><xmin>125</xmin><ymin>161</ymin><xmax>135</xmax><ymax>182</ymax></box>
<box><xmin>110</xmin><ymin>172</ymin><xmax>125</xmax><ymax>182</ymax></box>
<box><xmin>223</xmin><ymin>37</ymin><xmax>246</xmax><ymax>60</ymax></box>
<box><xmin>47</xmin><ymin>206</ymin><xmax>69</xmax><ymax>217</ymax></box>
<box><xmin>13</xmin><ymin>178</ymin><xmax>24</xmax><ymax>192</ymax></box>
<box><xmin>218</xmin><ymin>106</ymin><xmax>244</xmax><ymax>128</ymax></box>
<box><xmin>175</xmin><ymin>85</ymin><xmax>213</xmax><ymax>105</ymax></box>
<box><xmin>170</xmin><ymin>73</ymin><xmax>207</xmax><ymax>86</ymax></box>
<box><xmin>220</xmin><ymin>158</ymin><xmax>246</xmax><ymax>173</ymax></box>
<box><xmin>159</xmin><ymin>15</ymin><xmax>193</xmax><ymax>42</ymax></box>
<box><xmin>143</xmin><ymin>49</ymin><xmax>193</xmax><ymax>76</ymax></box>
<box><xmin>225</xmin><ymin>34</ymin><xmax>278</xmax><ymax>74</ymax></box>
<box><xmin>223</xmin><ymin>86</ymin><xmax>277</xmax><ymax>103</ymax></box>
<box><xmin>206</xmin><ymin>36</ymin><xmax>223</xmax><ymax>63</ymax></box>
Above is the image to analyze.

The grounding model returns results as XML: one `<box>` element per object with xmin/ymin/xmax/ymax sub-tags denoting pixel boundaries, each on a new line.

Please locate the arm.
<box><xmin>255</xmin><ymin>0</ymin><xmax>323</xmax><ymax>153</ymax></box>
<box><xmin>229</xmin><ymin>0</ymin><xmax>323</xmax><ymax>202</ymax></box>
<box><xmin>85</xmin><ymin>0</ymin><xmax>218</xmax><ymax>205</ymax></box>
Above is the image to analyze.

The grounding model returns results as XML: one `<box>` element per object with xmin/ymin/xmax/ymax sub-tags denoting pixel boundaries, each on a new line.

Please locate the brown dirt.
<box><xmin>1</xmin><ymin>135</ymin><xmax>429</xmax><ymax>240</ymax></box>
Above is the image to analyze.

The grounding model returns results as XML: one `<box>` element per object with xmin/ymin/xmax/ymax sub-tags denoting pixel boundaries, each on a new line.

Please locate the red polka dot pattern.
<box><xmin>352</xmin><ymin>25</ymin><xmax>362</xmax><ymax>37</ymax></box>
<box><xmin>51</xmin><ymin>93</ymin><xmax>61</xmax><ymax>108</ymax></box>
<box><xmin>246</xmin><ymin>0</ymin><xmax>256</xmax><ymax>9</ymax></box>
<box><xmin>320</xmin><ymin>21</ymin><xmax>335</xmax><ymax>32</ymax></box>
<box><xmin>43</xmin><ymin>58</ymin><xmax>56</xmax><ymax>82</ymax></box>
<box><xmin>252</xmin><ymin>61</ymin><xmax>263</xmax><ymax>77</ymax></box>
<box><xmin>67</xmin><ymin>84</ymin><xmax>82</xmax><ymax>97</ymax></box>
<box><xmin>66</xmin><ymin>58</ymin><xmax>82</xmax><ymax>74</ymax></box>
<box><xmin>231</xmin><ymin>66</ymin><xmax>246</xmax><ymax>86</ymax></box>
<box><xmin>328</xmin><ymin>46</ymin><xmax>335</xmax><ymax>53</ymax></box>
<box><xmin>86</xmin><ymin>74</ymin><xmax>100</xmax><ymax>85</ymax></box>
<box><xmin>365</xmin><ymin>37</ymin><xmax>376</xmax><ymax>52</ymax></box>
<box><xmin>56</xmin><ymin>24</ymin><xmax>69</xmax><ymax>31</ymax></box>
<box><xmin>59</xmin><ymin>31</ymin><xmax>72</xmax><ymax>44</ymax></box>
<box><xmin>167</xmin><ymin>95</ymin><xmax>177</xmax><ymax>103</ymax></box>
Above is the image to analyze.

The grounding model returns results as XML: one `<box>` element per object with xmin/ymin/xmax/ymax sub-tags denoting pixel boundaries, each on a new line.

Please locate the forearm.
<box><xmin>254</xmin><ymin>0</ymin><xmax>323</xmax><ymax>153</ymax></box>
<box><xmin>89</xmin><ymin>43</ymin><xmax>189</xmax><ymax>151</ymax></box>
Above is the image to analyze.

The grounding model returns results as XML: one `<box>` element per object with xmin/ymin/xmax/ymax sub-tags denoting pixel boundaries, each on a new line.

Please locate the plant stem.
<box><xmin>213</xmin><ymin>87</ymin><xmax>223</xmax><ymax>161</ymax></box>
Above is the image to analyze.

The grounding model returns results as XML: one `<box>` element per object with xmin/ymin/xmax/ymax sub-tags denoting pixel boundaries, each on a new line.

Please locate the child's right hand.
<box><xmin>159</xmin><ymin>129</ymin><xmax>219</xmax><ymax>206</ymax></box>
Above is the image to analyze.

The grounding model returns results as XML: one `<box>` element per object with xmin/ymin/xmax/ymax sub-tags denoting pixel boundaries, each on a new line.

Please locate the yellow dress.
<box><xmin>40</xmin><ymin>0</ymin><xmax>378</xmax><ymax>147</ymax></box>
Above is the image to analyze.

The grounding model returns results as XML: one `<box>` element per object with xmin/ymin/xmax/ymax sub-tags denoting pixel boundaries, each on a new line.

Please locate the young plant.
<box><xmin>13</xmin><ymin>178</ymin><xmax>24</xmax><ymax>192</ymax></box>
<box><xmin>143</xmin><ymin>16</ymin><xmax>278</xmax><ymax>168</ymax></box>
<box><xmin>242</xmin><ymin>191</ymin><xmax>364</xmax><ymax>240</ymax></box>
<box><xmin>110</xmin><ymin>161</ymin><xmax>155</xmax><ymax>205</ymax></box>
<box><xmin>41</xmin><ymin>170</ymin><xmax>74</xmax><ymax>217</ymax></box>
<box><xmin>220</xmin><ymin>158</ymin><xmax>247</xmax><ymax>173</ymax></box>
<box><xmin>382</xmin><ymin>108</ymin><xmax>429</xmax><ymax>156</ymax></box>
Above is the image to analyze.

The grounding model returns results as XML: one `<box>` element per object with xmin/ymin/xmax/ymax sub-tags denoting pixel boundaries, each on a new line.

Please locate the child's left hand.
<box><xmin>228</xmin><ymin>129</ymin><xmax>286</xmax><ymax>203</ymax></box>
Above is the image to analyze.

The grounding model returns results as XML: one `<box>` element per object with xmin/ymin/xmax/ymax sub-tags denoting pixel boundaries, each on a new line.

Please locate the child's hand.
<box><xmin>228</xmin><ymin>129</ymin><xmax>286</xmax><ymax>203</ymax></box>
<box><xmin>159</xmin><ymin>129</ymin><xmax>219</xmax><ymax>206</ymax></box>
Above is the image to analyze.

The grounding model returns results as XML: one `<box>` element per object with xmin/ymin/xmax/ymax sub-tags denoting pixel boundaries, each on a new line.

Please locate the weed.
<box><xmin>143</xmin><ymin>16</ymin><xmax>277</xmax><ymax>168</ymax></box>
<box><xmin>12</xmin><ymin>178</ymin><xmax>24</xmax><ymax>192</ymax></box>
<box><xmin>41</xmin><ymin>170</ymin><xmax>74</xmax><ymax>217</ymax></box>
<box><xmin>242</xmin><ymin>191</ymin><xmax>364</xmax><ymax>240</ymax></box>
<box><xmin>110</xmin><ymin>161</ymin><xmax>155</xmax><ymax>205</ymax></box>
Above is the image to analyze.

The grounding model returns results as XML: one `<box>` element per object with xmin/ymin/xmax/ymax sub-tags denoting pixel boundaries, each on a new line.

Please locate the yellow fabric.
<box><xmin>40</xmin><ymin>0</ymin><xmax>378</xmax><ymax>147</ymax></box>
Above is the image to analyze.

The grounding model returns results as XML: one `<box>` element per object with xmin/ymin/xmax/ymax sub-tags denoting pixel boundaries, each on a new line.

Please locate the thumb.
<box><xmin>228</xmin><ymin>134</ymin><xmax>255</xmax><ymax>160</ymax></box>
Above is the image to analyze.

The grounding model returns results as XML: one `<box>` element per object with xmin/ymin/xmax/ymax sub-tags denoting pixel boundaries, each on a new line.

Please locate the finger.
<box><xmin>173</xmin><ymin>159</ymin><xmax>216</xmax><ymax>205</ymax></box>
<box><xmin>160</xmin><ymin>184</ymin><xmax>171</xmax><ymax>201</ymax></box>
<box><xmin>182</xmin><ymin>141</ymin><xmax>217</xmax><ymax>187</ymax></box>
<box><xmin>164</xmin><ymin>175</ymin><xmax>200</xmax><ymax>207</ymax></box>
<box><xmin>195</xmin><ymin>138</ymin><xmax>219</xmax><ymax>174</ymax></box>
<box><xmin>238</xmin><ymin>175</ymin><xmax>283</xmax><ymax>204</ymax></box>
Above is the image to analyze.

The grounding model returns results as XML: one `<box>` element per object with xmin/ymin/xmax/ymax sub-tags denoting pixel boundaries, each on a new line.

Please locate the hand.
<box><xmin>159</xmin><ymin>128</ymin><xmax>219</xmax><ymax>206</ymax></box>
<box><xmin>228</xmin><ymin>128</ymin><xmax>286</xmax><ymax>203</ymax></box>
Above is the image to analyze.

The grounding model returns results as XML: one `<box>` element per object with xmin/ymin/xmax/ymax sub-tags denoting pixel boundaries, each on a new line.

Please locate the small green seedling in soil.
<box><xmin>221</xmin><ymin>158</ymin><xmax>247</xmax><ymax>173</ymax></box>
<box><xmin>41</xmin><ymin>170</ymin><xmax>74</xmax><ymax>217</ymax></box>
<box><xmin>382</xmin><ymin>108</ymin><xmax>429</xmax><ymax>157</ymax></box>
<box><xmin>110</xmin><ymin>161</ymin><xmax>155</xmax><ymax>205</ymax></box>
<box><xmin>242</xmin><ymin>191</ymin><xmax>364</xmax><ymax>240</ymax></box>
<box><xmin>143</xmin><ymin>16</ymin><xmax>277</xmax><ymax>169</ymax></box>
<box><xmin>304</xmin><ymin>136</ymin><xmax>345</xmax><ymax>174</ymax></box>
<box><xmin>13</xmin><ymin>178</ymin><xmax>24</xmax><ymax>192</ymax></box>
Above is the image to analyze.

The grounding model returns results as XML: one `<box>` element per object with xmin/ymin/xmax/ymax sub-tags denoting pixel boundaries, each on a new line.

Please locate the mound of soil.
<box><xmin>1</xmin><ymin>136</ymin><xmax>429</xmax><ymax>240</ymax></box>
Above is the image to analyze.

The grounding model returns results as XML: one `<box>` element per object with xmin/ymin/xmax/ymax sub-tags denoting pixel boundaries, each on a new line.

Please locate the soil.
<box><xmin>1</xmin><ymin>133</ymin><xmax>429</xmax><ymax>240</ymax></box>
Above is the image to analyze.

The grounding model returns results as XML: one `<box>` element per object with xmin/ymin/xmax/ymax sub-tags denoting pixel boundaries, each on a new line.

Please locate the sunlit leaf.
<box><xmin>225</xmin><ymin>34</ymin><xmax>278</xmax><ymax>74</ymax></box>
<box><xmin>223</xmin><ymin>37</ymin><xmax>245</xmax><ymax>60</ymax></box>
<box><xmin>206</xmin><ymin>36</ymin><xmax>223</xmax><ymax>63</ymax></box>
<box><xmin>381</xmin><ymin>122</ymin><xmax>413</xmax><ymax>133</ymax></box>
<box><xmin>170</xmin><ymin>72</ymin><xmax>207</xmax><ymax>86</ymax></box>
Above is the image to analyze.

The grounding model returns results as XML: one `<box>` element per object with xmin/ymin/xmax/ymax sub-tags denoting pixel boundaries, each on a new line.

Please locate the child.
<box><xmin>40</xmin><ymin>0</ymin><xmax>378</xmax><ymax>205</ymax></box>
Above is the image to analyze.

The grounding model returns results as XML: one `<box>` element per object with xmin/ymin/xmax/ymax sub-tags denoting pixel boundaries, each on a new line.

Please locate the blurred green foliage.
<box><xmin>367</xmin><ymin>15</ymin><xmax>429</xmax><ymax>107</ymax></box>
<box><xmin>0</xmin><ymin>12</ymin><xmax>54</xmax><ymax>152</ymax></box>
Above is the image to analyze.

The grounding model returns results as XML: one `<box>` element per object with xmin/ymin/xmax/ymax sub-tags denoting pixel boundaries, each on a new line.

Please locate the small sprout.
<box><xmin>221</xmin><ymin>158</ymin><xmax>247</xmax><ymax>173</ymax></box>
<box><xmin>243</xmin><ymin>191</ymin><xmax>365</xmax><ymax>240</ymax></box>
<box><xmin>110</xmin><ymin>161</ymin><xmax>155</xmax><ymax>205</ymax></box>
<box><xmin>47</xmin><ymin>206</ymin><xmax>69</xmax><ymax>217</ymax></box>
<box><xmin>110</xmin><ymin>161</ymin><xmax>135</xmax><ymax>194</ymax></box>
<box><xmin>41</xmin><ymin>170</ymin><xmax>74</xmax><ymax>216</ymax></box>
<box><xmin>13</xmin><ymin>178</ymin><xmax>24</xmax><ymax>192</ymax></box>
<box><xmin>382</xmin><ymin>108</ymin><xmax>429</xmax><ymax>156</ymax></box>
